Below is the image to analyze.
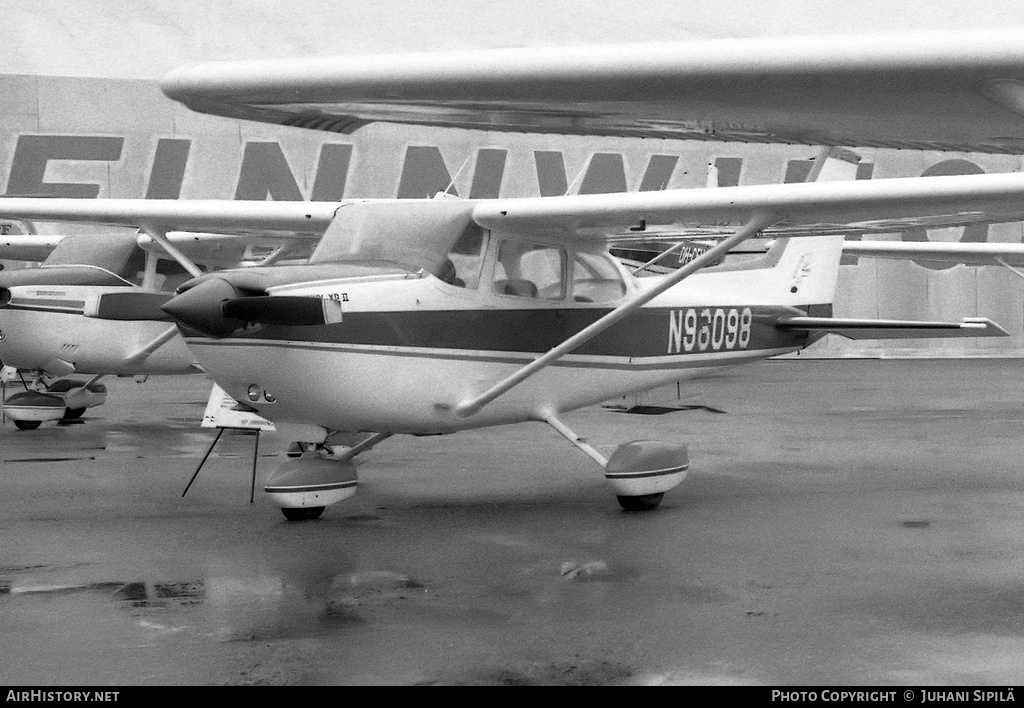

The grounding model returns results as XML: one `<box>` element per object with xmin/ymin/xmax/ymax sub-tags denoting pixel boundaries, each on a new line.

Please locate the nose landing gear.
<box><xmin>266</xmin><ymin>432</ymin><xmax>392</xmax><ymax>521</ymax></box>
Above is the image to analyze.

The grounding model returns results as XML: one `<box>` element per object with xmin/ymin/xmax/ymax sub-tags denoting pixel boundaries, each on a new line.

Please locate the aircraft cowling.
<box><xmin>161</xmin><ymin>275</ymin><xmax>343</xmax><ymax>339</ymax></box>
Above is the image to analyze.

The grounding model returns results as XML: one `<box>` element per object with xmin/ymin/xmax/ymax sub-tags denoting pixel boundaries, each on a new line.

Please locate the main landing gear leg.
<box><xmin>539</xmin><ymin>411</ymin><xmax>689</xmax><ymax>511</ymax></box>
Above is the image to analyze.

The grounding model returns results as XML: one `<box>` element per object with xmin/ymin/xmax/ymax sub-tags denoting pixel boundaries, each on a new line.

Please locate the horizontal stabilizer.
<box><xmin>776</xmin><ymin>316</ymin><xmax>1009</xmax><ymax>339</ymax></box>
<box><xmin>842</xmin><ymin>241</ymin><xmax>1024</xmax><ymax>267</ymax></box>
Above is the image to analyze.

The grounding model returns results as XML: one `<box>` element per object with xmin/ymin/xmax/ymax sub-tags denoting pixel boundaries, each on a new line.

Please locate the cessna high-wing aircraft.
<box><xmin>3</xmin><ymin>29</ymin><xmax>1024</xmax><ymax>520</ymax></box>
<box><xmin>0</xmin><ymin>228</ymin><xmax>316</xmax><ymax>428</ymax></box>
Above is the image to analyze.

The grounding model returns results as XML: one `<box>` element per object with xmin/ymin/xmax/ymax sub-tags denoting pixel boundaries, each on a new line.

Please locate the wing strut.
<box><xmin>257</xmin><ymin>244</ymin><xmax>300</xmax><ymax>267</ymax></box>
<box><xmin>139</xmin><ymin>224</ymin><xmax>204</xmax><ymax>279</ymax></box>
<box><xmin>540</xmin><ymin>411</ymin><xmax>609</xmax><ymax>468</ymax></box>
<box><xmin>453</xmin><ymin>211</ymin><xmax>778</xmax><ymax>418</ymax></box>
<box><xmin>124</xmin><ymin>325</ymin><xmax>181</xmax><ymax>366</ymax></box>
<box><xmin>630</xmin><ymin>240</ymin><xmax>695</xmax><ymax>275</ymax></box>
<box><xmin>328</xmin><ymin>432</ymin><xmax>393</xmax><ymax>464</ymax></box>
<box><xmin>995</xmin><ymin>257</ymin><xmax>1024</xmax><ymax>282</ymax></box>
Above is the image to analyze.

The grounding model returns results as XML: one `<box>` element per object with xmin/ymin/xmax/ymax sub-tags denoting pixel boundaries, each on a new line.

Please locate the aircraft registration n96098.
<box><xmin>5</xmin><ymin>29</ymin><xmax>1024</xmax><ymax>519</ymax></box>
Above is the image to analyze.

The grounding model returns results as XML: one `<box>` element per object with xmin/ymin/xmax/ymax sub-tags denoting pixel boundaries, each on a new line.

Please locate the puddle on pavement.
<box><xmin>0</xmin><ymin>568</ymin><xmax>432</xmax><ymax>643</ymax></box>
<box><xmin>99</xmin><ymin>429</ymin><xmax>250</xmax><ymax>459</ymax></box>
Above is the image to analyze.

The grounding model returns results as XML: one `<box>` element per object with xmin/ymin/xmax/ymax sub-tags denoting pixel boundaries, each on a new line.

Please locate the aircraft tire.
<box><xmin>63</xmin><ymin>408</ymin><xmax>86</xmax><ymax>420</ymax></box>
<box><xmin>616</xmin><ymin>493</ymin><xmax>664</xmax><ymax>511</ymax></box>
<box><xmin>281</xmin><ymin>506</ymin><xmax>325</xmax><ymax>521</ymax></box>
<box><xmin>13</xmin><ymin>419</ymin><xmax>42</xmax><ymax>431</ymax></box>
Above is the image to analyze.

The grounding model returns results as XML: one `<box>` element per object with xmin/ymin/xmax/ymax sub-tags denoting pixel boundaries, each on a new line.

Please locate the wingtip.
<box><xmin>962</xmin><ymin>317</ymin><xmax>1011</xmax><ymax>336</ymax></box>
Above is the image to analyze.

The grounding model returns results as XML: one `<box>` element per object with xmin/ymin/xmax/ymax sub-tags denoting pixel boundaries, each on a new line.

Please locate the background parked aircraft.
<box><xmin>0</xmin><ymin>228</ymin><xmax>319</xmax><ymax>428</ymax></box>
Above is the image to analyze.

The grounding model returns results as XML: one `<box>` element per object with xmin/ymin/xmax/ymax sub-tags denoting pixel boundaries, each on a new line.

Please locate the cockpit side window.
<box><xmin>492</xmin><ymin>240</ymin><xmax>566</xmax><ymax>300</ymax></box>
<box><xmin>570</xmin><ymin>252</ymin><xmax>627</xmax><ymax>303</ymax></box>
<box><xmin>154</xmin><ymin>258</ymin><xmax>203</xmax><ymax>292</ymax></box>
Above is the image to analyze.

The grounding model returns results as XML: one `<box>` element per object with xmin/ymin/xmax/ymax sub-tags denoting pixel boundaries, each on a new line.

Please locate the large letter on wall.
<box><xmin>6</xmin><ymin>135</ymin><xmax>124</xmax><ymax>197</ymax></box>
<box><xmin>902</xmin><ymin>159</ymin><xmax>988</xmax><ymax>270</ymax></box>
<box><xmin>235</xmin><ymin>142</ymin><xmax>303</xmax><ymax>201</ymax></box>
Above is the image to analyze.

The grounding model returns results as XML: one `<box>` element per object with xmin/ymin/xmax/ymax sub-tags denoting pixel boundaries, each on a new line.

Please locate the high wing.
<box><xmin>0</xmin><ymin>231</ymin><xmax>323</xmax><ymax>267</ymax></box>
<box><xmin>134</xmin><ymin>231</ymin><xmax>322</xmax><ymax>268</ymax></box>
<box><xmin>472</xmin><ymin>173</ymin><xmax>1024</xmax><ymax>238</ymax></box>
<box><xmin>161</xmin><ymin>29</ymin><xmax>1024</xmax><ymax>154</ymax></box>
<box><xmin>842</xmin><ymin>240</ymin><xmax>1024</xmax><ymax>267</ymax></box>
<box><xmin>3</xmin><ymin>174</ymin><xmax>1024</xmax><ymax>248</ymax></box>
<box><xmin>0</xmin><ymin>200</ymin><xmax>338</xmax><ymax>236</ymax></box>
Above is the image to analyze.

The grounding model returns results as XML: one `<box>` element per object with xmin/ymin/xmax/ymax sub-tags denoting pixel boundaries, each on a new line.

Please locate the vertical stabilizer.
<box><xmin>763</xmin><ymin>235</ymin><xmax>846</xmax><ymax>307</ymax></box>
<box><xmin>763</xmin><ymin>146</ymin><xmax>860</xmax><ymax>306</ymax></box>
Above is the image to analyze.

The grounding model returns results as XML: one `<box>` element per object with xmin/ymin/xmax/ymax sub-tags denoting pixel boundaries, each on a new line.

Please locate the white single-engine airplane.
<box><xmin>0</xmin><ymin>229</ymin><xmax>315</xmax><ymax>428</ymax></box>
<box><xmin>3</xmin><ymin>29</ymin><xmax>1024</xmax><ymax>519</ymax></box>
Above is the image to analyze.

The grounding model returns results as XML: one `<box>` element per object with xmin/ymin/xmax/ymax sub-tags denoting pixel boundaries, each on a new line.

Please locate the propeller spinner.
<box><xmin>161</xmin><ymin>276</ymin><xmax>342</xmax><ymax>338</ymax></box>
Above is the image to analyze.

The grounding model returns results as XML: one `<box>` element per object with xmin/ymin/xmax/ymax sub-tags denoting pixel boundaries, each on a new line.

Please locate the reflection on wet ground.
<box><xmin>3</xmin><ymin>361</ymin><xmax>1024</xmax><ymax>684</ymax></box>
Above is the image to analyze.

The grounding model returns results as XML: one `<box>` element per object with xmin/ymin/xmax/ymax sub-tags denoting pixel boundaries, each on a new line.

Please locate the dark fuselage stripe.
<box><xmin>209</xmin><ymin>305</ymin><xmax>812</xmax><ymax>359</ymax></box>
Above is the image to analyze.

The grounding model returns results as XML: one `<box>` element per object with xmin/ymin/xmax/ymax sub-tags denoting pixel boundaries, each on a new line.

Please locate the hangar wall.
<box><xmin>1</xmin><ymin>74</ymin><xmax>1022</xmax><ymax>358</ymax></box>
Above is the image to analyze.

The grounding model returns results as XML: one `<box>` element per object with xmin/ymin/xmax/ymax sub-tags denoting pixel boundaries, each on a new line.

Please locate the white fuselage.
<box><xmin>184</xmin><ymin>258</ymin><xmax>813</xmax><ymax>435</ymax></box>
<box><xmin>0</xmin><ymin>285</ymin><xmax>197</xmax><ymax>375</ymax></box>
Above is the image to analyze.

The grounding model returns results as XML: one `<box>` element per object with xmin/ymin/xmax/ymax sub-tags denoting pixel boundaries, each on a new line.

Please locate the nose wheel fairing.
<box><xmin>604</xmin><ymin>440</ymin><xmax>690</xmax><ymax>501</ymax></box>
<box><xmin>539</xmin><ymin>412</ymin><xmax>688</xmax><ymax>511</ymax></box>
<box><xmin>264</xmin><ymin>452</ymin><xmax>358</xmax><ymax>516</ymax></box>
<box><xmin>3</xmin><ymin>390</ymin><xmax>65</xmax><ymax>429</ymax></box>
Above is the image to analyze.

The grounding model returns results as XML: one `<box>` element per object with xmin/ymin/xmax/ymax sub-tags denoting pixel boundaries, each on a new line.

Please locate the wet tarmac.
<box><xmin>2</xmin><ymin>359</ymin><xmax>1024</xmax><ymax>686</ymax></box>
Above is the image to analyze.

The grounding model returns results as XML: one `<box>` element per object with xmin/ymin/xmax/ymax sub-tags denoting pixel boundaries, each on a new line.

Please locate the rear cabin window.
<box><xmin>493</xmin><ymin>241</ymin><xmax>566</xmax><ymax>301</ymax></box>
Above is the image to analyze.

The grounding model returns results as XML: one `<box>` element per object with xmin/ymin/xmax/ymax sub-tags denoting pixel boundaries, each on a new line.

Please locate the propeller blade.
<box><xmin>93</xmin><ymin>291</ymin><xmax>174</xmax><ymax>321</ymax></box>
<box><xmin>221</xmin><ymin>296</ymin><xmax>342</xmax><ymax>327</ymax></box>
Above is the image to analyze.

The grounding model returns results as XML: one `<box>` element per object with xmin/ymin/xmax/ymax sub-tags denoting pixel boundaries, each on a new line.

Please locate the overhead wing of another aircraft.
<box><xmin>162</xmin><ymin>29</ymin><xmax>1024</xmax><ymax>153</ymax></box>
